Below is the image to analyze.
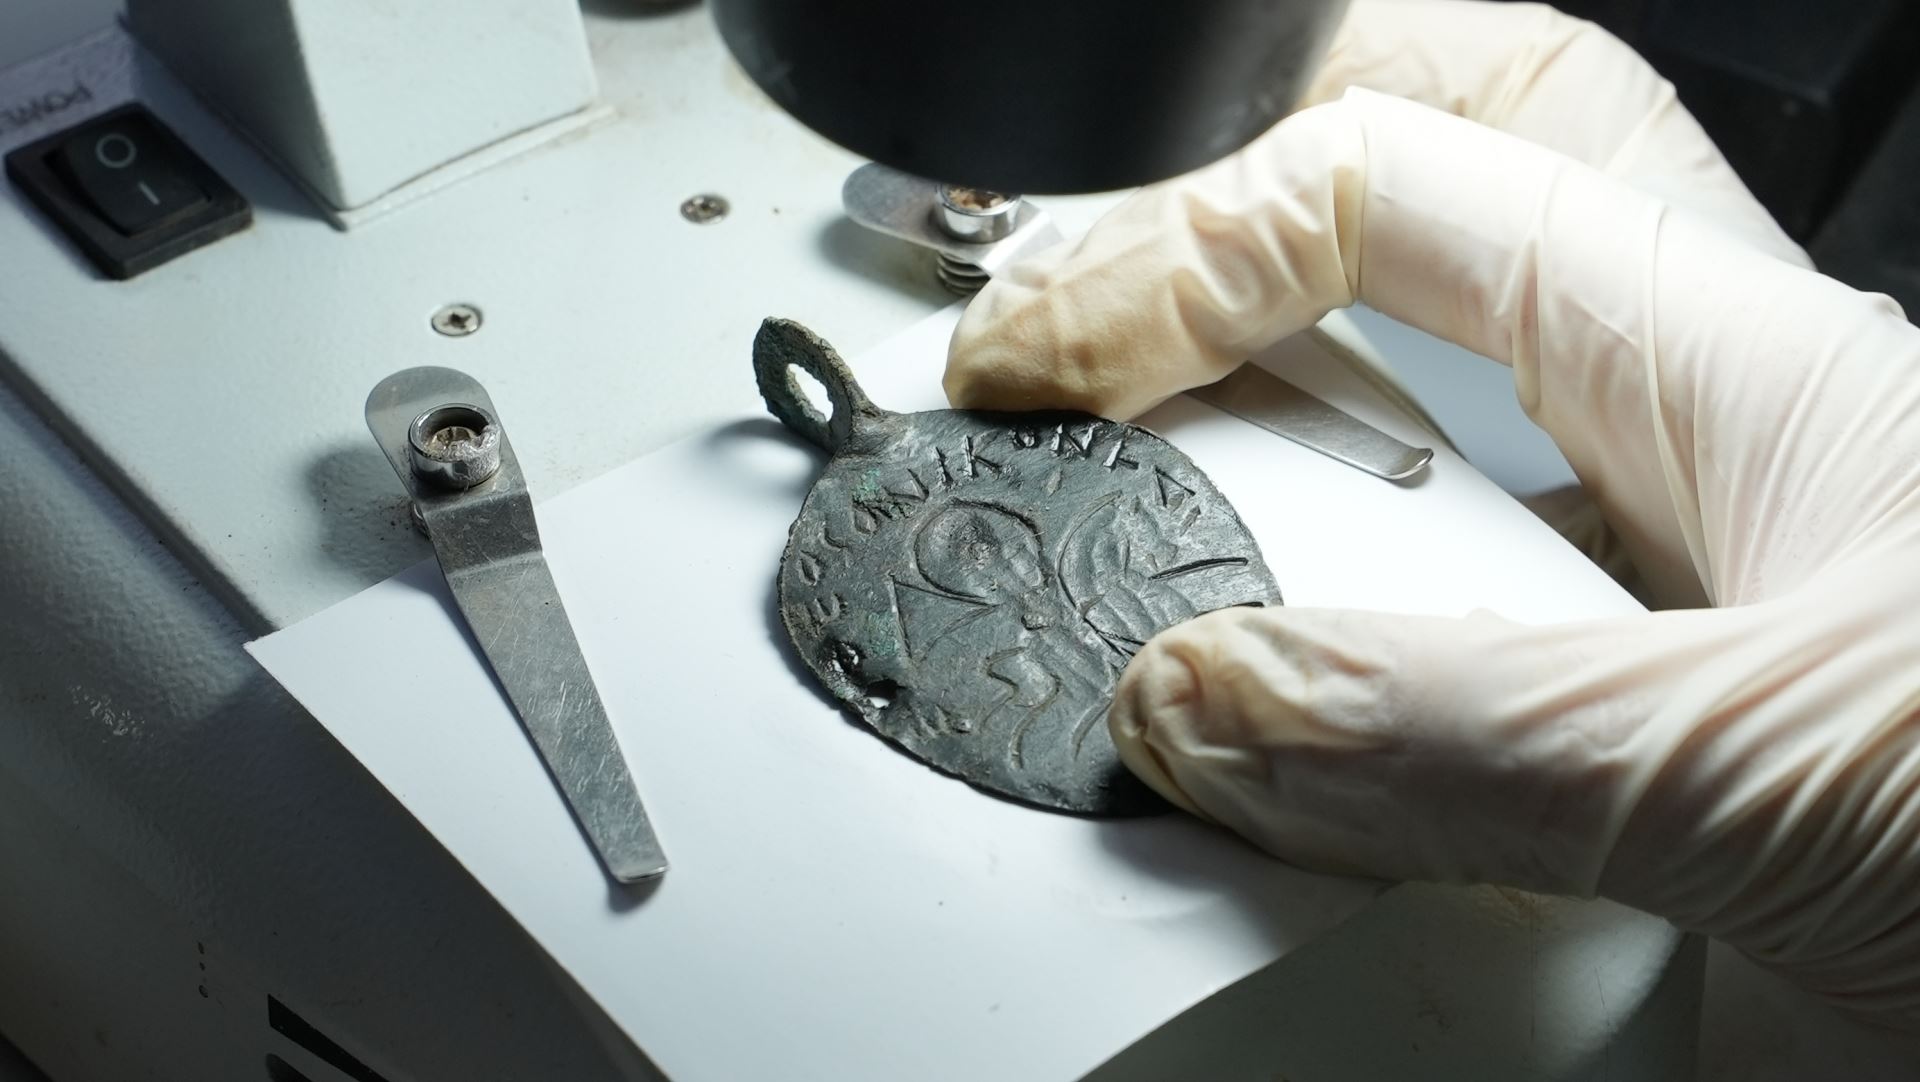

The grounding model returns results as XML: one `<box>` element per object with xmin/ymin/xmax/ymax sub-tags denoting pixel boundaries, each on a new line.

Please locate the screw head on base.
<box><xmin>934</xmin><ymin>185</ymin><xmax>1020</xmax><ymax>243</ymax></box>
<box><xmin>680</xmin><ymin>193</ymin><xmax>730</xmax><ymax>224</ymax></box>
<box><xmin>431</xmin><ymin>303</ymin><xmax>483</xmax><ymax>337</ymax></box>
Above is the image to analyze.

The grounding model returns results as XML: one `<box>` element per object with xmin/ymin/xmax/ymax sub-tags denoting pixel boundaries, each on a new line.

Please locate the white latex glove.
<box><xmin>945</xmin><ymin>0</ymin><xmax>1920</xmax><ymax>1027</ymax></box>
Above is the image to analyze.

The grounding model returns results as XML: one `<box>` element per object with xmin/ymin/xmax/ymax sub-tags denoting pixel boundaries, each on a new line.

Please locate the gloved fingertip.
<box><xmin>1112</xmin><ymin>721</ymin><xmax>1214</xmax><ymax>821</ymax></box>
<box><xmin>943</xmin><ymin>352</ymin><xmax>1044</xmax><ymax>413</ymax></box>
<box><xmin>939</xmin><ymin>353</ymin><xmax>993</xmax><ymax>410</ymax></box>
<box><xmin>945</xmin><ymin>285</ymin><xmax>1045</xmax><ymax>411</ymax></box>
<box><xmin>1107</xmin><ymin>626</ymin><xmax>1225</xmax><ymax>822</ymax></box>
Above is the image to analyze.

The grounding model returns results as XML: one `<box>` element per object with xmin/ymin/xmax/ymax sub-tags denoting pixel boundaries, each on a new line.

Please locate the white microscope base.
<box><xmin>0</xmin><ymin>9</ymin><xmax>1719</xmax><ymax>1081</ymax></box>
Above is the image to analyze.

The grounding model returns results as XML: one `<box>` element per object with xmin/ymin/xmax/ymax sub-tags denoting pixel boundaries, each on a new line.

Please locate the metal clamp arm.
<box><xmin>366</xmin><ymin>367</ymin><xmax>667</xmax><ymax>883</ymax></box>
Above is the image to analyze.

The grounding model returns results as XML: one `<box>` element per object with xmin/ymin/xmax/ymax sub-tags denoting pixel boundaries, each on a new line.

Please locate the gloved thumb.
<box><xmin>1107</xmin><ymin>598</ymin><xmax>1788</xmax><ymax>899</ymax></box>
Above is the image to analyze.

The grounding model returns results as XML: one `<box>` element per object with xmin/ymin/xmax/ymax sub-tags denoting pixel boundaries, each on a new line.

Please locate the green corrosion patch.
<box><xmin>862</xmin><ymin>612</ymin><xmax>900</xmax><ymax>660</ymax></box>
<box><xmin>852</xmin><ymin>469</ymin><xmax>886</xmax><ymax>503</ymax></box>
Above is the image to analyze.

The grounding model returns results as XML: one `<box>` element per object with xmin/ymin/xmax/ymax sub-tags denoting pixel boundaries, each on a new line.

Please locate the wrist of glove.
<box><xmin>945</xmin><ymin>1</ymin><xmax>1920</xmax><ymax>1028</ymax></box>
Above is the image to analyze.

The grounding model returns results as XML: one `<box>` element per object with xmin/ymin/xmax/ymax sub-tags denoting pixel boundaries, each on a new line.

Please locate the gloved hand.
<box><xmin>945</xmin><ymin>0</ymin><xmax>1920</xmax><ymax>1027</ymax></box>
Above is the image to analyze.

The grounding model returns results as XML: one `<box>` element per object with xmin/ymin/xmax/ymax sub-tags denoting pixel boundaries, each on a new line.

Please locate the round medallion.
<box><xmin>758</xmin><ymin>319</ymin><xmax>1283</xmax><ymax>815</ymax></box>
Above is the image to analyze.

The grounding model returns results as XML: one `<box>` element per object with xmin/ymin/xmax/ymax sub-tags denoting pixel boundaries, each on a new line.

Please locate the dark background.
<box><xmin>1524</xmin><ymin>0</ymin><xmax>1920</xmax><ymax>317</ymax></box>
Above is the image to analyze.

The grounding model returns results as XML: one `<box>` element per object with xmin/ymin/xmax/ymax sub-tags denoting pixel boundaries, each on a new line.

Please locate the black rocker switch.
<box><xmin>53</xmin><ymin>112</ymin><xmax>210</xmax><ymax>235</ymax></box>
<box><xmin>6</xmin><ymin>104</ymin><xmax>250</xmax><ymax>279</ymax></box>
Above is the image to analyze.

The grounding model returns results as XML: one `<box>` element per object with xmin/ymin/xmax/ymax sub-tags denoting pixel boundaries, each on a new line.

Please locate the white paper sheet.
<box><xmin>250</xmin><ymin>307</ymin><xmax>1642</xmax><ymax>1081</ymax></box>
